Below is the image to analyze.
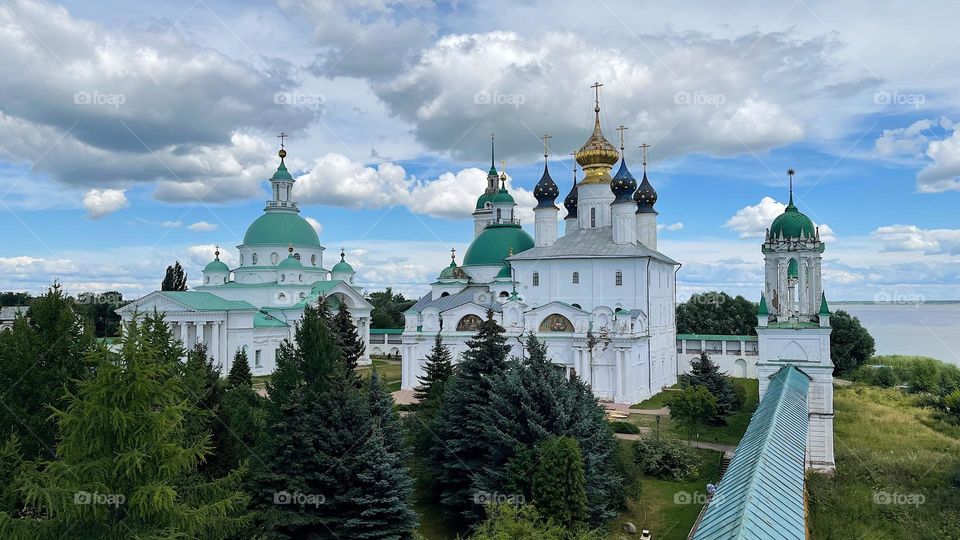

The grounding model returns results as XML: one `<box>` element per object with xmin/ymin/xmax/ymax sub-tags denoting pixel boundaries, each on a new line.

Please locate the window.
<box><xmin>271</xmin><ymin>252</ymin><xmax>279</xmax><ymax>265</ymax></box>
<box><xmin>205</xmin><ymin>276</ymin><xmax>210</xmax><ymax>284</ymax></box>
<box><xmin>615</xmin><ymin>271</ymin><xmax>623</xmax><ymax>286</ymax></box>
<box><xmin>298</xmin><ymin>274</ymin><xmax>303</xmax><ymax>282</ymax></box>
<box><xmin>311</xmin><ymin>254</ymin><xmax>317</xmax><ymax>266</ymax></box>
<box><xmin>252</xmin><ymin>253</ymin><xmax>258</xmax><ymax>265</ymax></box>
<box><xmin>572</xmin><ymin>272</ymin><xmax>579</xmax><ymax>284</ymax></box>
<box><xmin>499</xmin><ymin>291</ymin><xmax>509</xmax><ymax>298</ymax></box>
<box><xmin>532</xmin><ymin>272</ymin><xmax>540</xmax><ymax>286</ymax></box>
<box><xmin>440</xmin><ymin>291</ymin><xmax>450</xmax><ymax>297</ymax></box>
<box><xmin>254</xmin><ymin>350</ymin><xmax>262</xmax><ymax>368</ymax></box>
<box><xmin>294</xmin><ymin>252</ymin><xmax>301</xmax><ymax>261</ymax></box>
<box><xmin>239</xmin><ymin>254</ymin><xmax>244</xmax><ymax>266</ymax></box>
<box><xmin>496</xmin><ymin>208</ymin><xmax>502</xmax><ymax>221</ymax></box>
<box><xmin>590</xmin><ymin>207</ymin><xmax>596</xmax><ymax>227</ymax></box>
<box><xmin>280</xmin><ymin>274</ymin><xmax>285</xmax><ymax>282</ymax></box>
<box><xmin>572</xmin><ymin>303</ymin><xmax>581</xmax><ymax>309</ymax></box>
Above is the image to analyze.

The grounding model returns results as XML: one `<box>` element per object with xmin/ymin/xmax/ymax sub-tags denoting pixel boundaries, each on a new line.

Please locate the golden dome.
<box><xmin>575</xmin><ymin>103</ymin><xmax>619</xmax><ymax>184</ymax></box>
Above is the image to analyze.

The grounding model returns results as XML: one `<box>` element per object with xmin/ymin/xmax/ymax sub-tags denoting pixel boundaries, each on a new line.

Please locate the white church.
<box><xmin>399</xmin><ymin>92</ymin><xmax>680</xmax><ymax>404</ymax></box>
<box><xmin>117</xmin><ymin>146</ymin><xmax>374</xmax><ymax>375</ymax></box>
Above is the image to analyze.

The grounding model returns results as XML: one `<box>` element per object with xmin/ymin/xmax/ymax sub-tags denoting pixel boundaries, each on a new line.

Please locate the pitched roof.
<box><xmin>506</xmin><ymin>226</ymin><xmax>679</xmax><ymax>265</ymax></box>
<box><xmin>692</xmin><ymin>366</ymin><xmax>809</xmax><ymax>540</ymax></box>
<box><xmin>0</xmin><ymin>306</ymin><xmax>28</xmax><ymax>320</ymax></box>
<box><xmin>158</xmin><ymin>291</ymin><xmax>257</xmax><ymax>312</ymax></box>
<box><xmin>408</xmin><ymin>285</ymin><xmax>503</xmax><ymax>314</ymax></box>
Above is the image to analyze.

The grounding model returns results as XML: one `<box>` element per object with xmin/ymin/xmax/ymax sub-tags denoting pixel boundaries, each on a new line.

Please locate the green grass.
<box><xmin>609</xmin><ymin>441</ymin><xmax>722</xmax><ymax>540</ymax></box>
<box><xmin>629</xmin><ymin>385</ymin><xmax>678</xmax><ymax>409</ymax></box>
<box><xmin>624</xmin><ymin>379</ymin><xmax>759</xmax><ymax>446</ymax></box>
<box><xmin>807</xmin><ymin>385</ymin><xmax>960</xmax><ymax>539</ymax></box>
<box><xmin>249</xmin><ymin>358</ymin><xmax>403</xmax><ymax>393</ymax></box>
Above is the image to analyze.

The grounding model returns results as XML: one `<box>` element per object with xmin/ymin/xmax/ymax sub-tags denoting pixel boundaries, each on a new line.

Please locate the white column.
<box><xmin>534</xmin><ymin>207</ymin><xmax>559</xmax><ymax>247</ymax></box>
<box><xmin>179</xmin><ymin>321</ymin><xmax>188</xmax><ymax>345</ymax></box>
<box><xmin>195</xmin><ymin>321</ymin><xmax>205</xmax><ymax>345</ymax></box>
<box><xmin>211</xmin><ymin>321</ymin><xmax>221</xmax><ymax>368</ymax></box>
<box><xmin>798</xmin><ymin>258</ymin><xmax>808</xmax><ymax>317</ymax></box>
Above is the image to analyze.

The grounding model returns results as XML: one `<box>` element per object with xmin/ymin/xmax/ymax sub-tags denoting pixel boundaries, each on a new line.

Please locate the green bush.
<box><xmin>731</xmin><ymin>380</ymin><xmax>748</xmax><ymax>410</ymax></box>
<box><xmin>609</xmin><ymin>420</ymin><xmax>641</xmax><ymax>434</ymax></box>
<box><xmin>632</xmin><ymin>435</ymin><xmax>701</xmax><ymax>481</ymax></box>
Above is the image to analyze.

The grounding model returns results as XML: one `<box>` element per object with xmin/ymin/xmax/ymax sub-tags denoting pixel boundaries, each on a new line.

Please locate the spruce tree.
<box><xmin>4</xmin><ymin>314</ymin><xmax>249</xmax><ymax>539</ymax></box>
<box><xmin>477</xmin><ymin>333</ymin><xmax>623</xmax><ymax>525</ymax></box>
<box><xmin>531</xmin><ymin>437</ymin><xmax>588</xmax><ymax>529</ymax></box>
<box><xmin>414</xmin><ymin>333</ymin><xmax>454</xmax><ymax>405</ymax></box>
<box><xmin>430</xmin><ymin>310</ymin><xmax>510</xmax><ymax>523</ymax></box>
<box><xmin>680</xmin><ymin>352</ymin><xmax>736</xmax><ymax>421</ymax></box>
<box><xmin>227</xmin><ymin>348</ymin><xmax>253</xmax><ymax>388</ymax></box>
<box><xmin>342</xmin><ymin>422</ymin><xmax>418</xmax><ymax>539</ymax></box>
<box><xmin>266</xmin><ymin>301</ymin><xmax>341</xmax><ymax>411</ymax></box>
<box><xmin>367</xmin><ymin>370</ymin><xmax>406</xmax><ymax>459</ymax></box>
<box><xmin>333</xmin><ymin>300</ymin><xmax>365</xmax><ymax>376</ymax></box>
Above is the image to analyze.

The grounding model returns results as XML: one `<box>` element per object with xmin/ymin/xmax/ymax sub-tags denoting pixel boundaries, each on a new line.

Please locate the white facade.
<box><xmin>117</xmin><ymin>149</ymin><xmax>373</xmax><ymax>376</ymax></box>
<box><xmin>401</xmin><ymin>103</ymin><xmax>679</xmax><ymax>404</ymax></box>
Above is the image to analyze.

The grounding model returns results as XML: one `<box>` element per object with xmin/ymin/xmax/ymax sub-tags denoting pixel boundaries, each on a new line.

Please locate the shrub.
<box><xmin>632</xmin><ymin>435</ymin><xmax>701</xmax><ymax>481</ymax></box>
<box><xmin>609</xmin><ymin>421</ymin><xmax>641</xmax><ymax>434</ymax></box>
<box><xmin>731</xmin><ymin>380</ymin><xmax>748</xmax><ymax>410</ymax></box>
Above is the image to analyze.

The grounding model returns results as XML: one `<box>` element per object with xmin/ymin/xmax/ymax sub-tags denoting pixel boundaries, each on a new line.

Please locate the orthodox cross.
<box><xmin>591</xmin><ymin>81</ymin><xmax>603</xmax><ymax>109</ymax></box>
<box><xmin>787</xmin><ymin>168</ymin><xmax>796</xmax><ymax>199</ymax></box>
<box><xmin>541</xmin><ymin>134</ymin><xmax>552</xmax><ymax>160</ymax></box>
<box><xmin>570</xmin><ymin>151</ymin><xmax>577</xmax><ymax>183</ymax></box>
<box><xmin>450</xmin><ymin>247</ymin><xmax>456</xmax><ymax>262</ymax></box>
<box><xmin>277</xmin><ymin>131</ymin><xmax>287</xmax><ymax>149</ymax></box>
<box><xmin>639</xmin><ymin>143</ymin><xmax>650</xmax><ymax>172</ymax></box>
<box><xmin>616</xmin><ymin>125</ymin><xmax>628</xmax><ymax>154</ymax></box>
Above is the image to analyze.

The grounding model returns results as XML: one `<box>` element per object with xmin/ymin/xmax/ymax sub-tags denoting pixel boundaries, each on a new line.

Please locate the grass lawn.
<box><xmin>610</xmin><ymin>441</ymin><xmax>722</xmax><ymax>540</ymax></box>
<box><xmin>629</xmin><ymin>385</ymin><xmax>679</xmax><ymax>409</ymax></box>
<box><xmin>249</xmin><ymin>359</ymin><xmax>403</xmax><ymax>392</ymax></box>
<box><xmin>625</xmin><ymin>378</ymin><xmax>759</xmax><ymax>446</ymax></box>
<box><xmin>807</xmin><ymin>385</ymin><xmax>960</xmax><ymax>539</ymax></box>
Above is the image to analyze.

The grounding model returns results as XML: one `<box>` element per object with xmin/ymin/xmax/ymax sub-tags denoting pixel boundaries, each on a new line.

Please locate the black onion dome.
<box><xmin>634</xmin><ymin>171</ymin><xmax>658</xmax><ymax>213</ymax></box>
<box><xmin>563</xmin><ymin>181</ymin><xmax>578</xmax><ymax>218</ymax></box>
<box><xmin>534</xmin><ymin>164</ymin><xmax>560</xmax><ymax>209</ymax></box>
<box><xmin>611</xmin><ymin>159</ymin><xmax>637</xmax><ymax>203</ymax></box>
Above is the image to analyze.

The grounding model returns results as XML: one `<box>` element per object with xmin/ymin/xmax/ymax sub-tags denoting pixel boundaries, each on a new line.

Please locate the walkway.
<box><xmin>614</xmin><ymin>431</ymin><xmax>737</xmax><ymax>453</ymax></box>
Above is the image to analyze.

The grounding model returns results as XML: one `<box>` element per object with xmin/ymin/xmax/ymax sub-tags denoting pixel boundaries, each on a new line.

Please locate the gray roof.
<box><xmin>0</xmin><ymin>306</ymin><xmax>28</xmax><ymax>320</ymax></box>
<box><xmin>506</xmin><ymin>226</ymin><xmax>679</xmax><ymax>265</ymax></box>
<box><xmin>409</xmin><ymin>285</ymin><xmax>503</xmax><ymax>314</ymax></box>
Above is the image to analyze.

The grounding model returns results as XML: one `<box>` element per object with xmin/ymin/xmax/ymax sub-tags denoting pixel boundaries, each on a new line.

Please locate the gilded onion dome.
<box><xmin>575</xmin><ymin>91</ymin><xmax>619</xmax><ymax>184</ymax></box>
<box><xmin>534</xmin><ymin>164</ymin><xmax>560</xmax><ymax>209</ymax></box>
<box><xmin>634</xmin><ymin>171</ymin><xmax>658</xmax><ymax>214</ymax></box>
<box><xmin>611</xmin><ymin>159</ymin><xmax>637</xmax><ymax>203</ymax></box>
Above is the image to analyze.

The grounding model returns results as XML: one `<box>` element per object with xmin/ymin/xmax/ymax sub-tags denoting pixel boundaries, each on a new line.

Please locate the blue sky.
<box><xmin>1</xmin><ymin>0</ymin><xmax>959</xmax><ymax>301</ymax></box>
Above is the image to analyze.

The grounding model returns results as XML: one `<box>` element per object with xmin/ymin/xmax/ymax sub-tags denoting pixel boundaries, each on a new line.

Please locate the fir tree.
<box><xmin>680</xmin><ymin>352</ymin><xmax>736</xmax><ymax>421</ymax></box>
<box><xmin>161</xmin><ymin>261</ymin><xmax>188</xmax><ymax>291</ymax></box>
<box><xmin>182</xmin><ymin>342</ymin><xmax>229</xmax><ymax>478</ymax></box>
<box><xmin>266</xmin><ymin>301</ymin><xmax>341</xmax><ymax>411</ymax></box>
<box><xmin>531</xmin><ymin>437</ymin><xmax>588</xmax><ymax>529</ymax></box>
<box><xmin>227</xmin><ymin>348</ymin><xmax>253</xmax><ymax>388</ymax></box>
<box><xmin>342</xmin><ymin>422</ymin><xmax>418</xmax><ymax>539</ymax></box>
<box><xmin>414</xmin><ymin>333</ymin><xmax>454</xmax><ymax>405</ymax></box>
<box><xmin>3</xmin><ymin>314</ymin><xmax>249</xmax><ymax>539</ymax></box>
<box><xmin>430</xmin><ymin>310</ymin><xmax>510</xmax><ymax>523</ymax></box>
<box><xmin>367</xmin><ymin>370</ymin><xmax>406</xmax><ymax>459</ymax></box>
<box><xmin>477</xmin><ymin>333</ymin><xmax>624</xmax><ymax>525</ymax></box>
<box><xmin>333</xmin><ymin>300</ymin><xmax>365</xmax><ymax>377</ymax></box>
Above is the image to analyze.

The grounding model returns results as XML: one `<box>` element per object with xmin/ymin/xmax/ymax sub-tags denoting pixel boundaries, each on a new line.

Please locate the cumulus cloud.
<box><xmin>873</xmin><ymin>117</ymin><xmax>960</xmax><ymax>193</ymax></box>
<box><xmin>304</xmin><ymin>216</ymin><xmax>324</xmax><ymax>236</ymax></box>
<box><xmin>0</xmin><ymin>1</ymin><xmax>314</xmax><ymax>197</ymax></box>
<box><xmin>872</xmin><ymin>224</ymin><xmax>960</xmax><ymax>255</ymax></box>
<box><xmin>187</xmin><ymin>221</ymin><xmax>218</xmax><ymax>232</ymax></box>
<box><xmin>724</xmin><ymin>197</ymin><xmax>786</xmax><ymax>238</ymax></box>
<box><xmin>658</xmin><ymin>222</ymin><xmax>684</xmax><ymax>232</ymax></box>
<box><xmin>187</xmin><ymin>245</ymin><xmax>236</xmax><ymax>267</ymax></box>
<box><xmin>82</xmin><ymin>188</ymin><xmax>128</xmax><ymax>219</ymax></box>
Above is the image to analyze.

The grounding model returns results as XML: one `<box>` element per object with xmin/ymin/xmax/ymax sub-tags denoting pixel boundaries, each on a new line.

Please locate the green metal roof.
<box><xmin>462</xmin><ymin>222</ymin><xmax>534</xmax><ymax>266</ymax></box>
<box><xmin>677</xmin><ymin>333</ymin><xmax>758</xmax><ymax>342</ymax></box>
<box><xmin>243</xmin><ymin>212</ymin><xmax>321</xmax><ymax>246</ymax></box>
<box><xmin>254</xmin><ymin>310</ymin><xmax>290</xmax><ymax>327</ymax></box>
<box><xmin>757</xmin><ymin>293</ymin><xmax>769</xmax><ymax>316</ymax></box>
<box><xmin>818</xmin><ymin>291</ymin><xmax>831</xmax><ymax>316</ymax></box>
<box><xmin>787</xmin><ymin>258</ymin><xmax>799</xmax><ymax>278</ymax></box>
<box><xmin>692</xmin><ymin>366</ymin><xmax>809</xmax><ymax>540</ymax></box>
<box><xmin>370</xmin><ymin>328</ymin><xmax>404</xmax><ymax>335</ymax></box>
<box><xmin>159</xmin><ymin>291</ymin><xmax>256</xmax><ymax>312</ymax></box>
<box><xmin>271</xmin><ymin>158</ymin><xmax>293</xmax><ymax>181</ymax></box>
<box><xmin>766</xmin><ymin>321</ymin><xmax>820</xmax><ymax>329</ymax></box>
<box><xmin>203</xmin><ymin>259</ymin><xmax>229</xmax><ymax>273</ymax></box>
<box><xmin>491</xmin><ymin>187</ymin><xmax>515</xmax><ymax>204</ymax></box>
<box><xmin>292</xmin><ymin>280</ymin><xmax>344</xmax><ymax>308</ymax></box>
<box><xmin>475</xmin><ymin>192</ymin><xmax>492</xmax><ymax>209</ymax></box>
<box><xmin>495</xmin><ymin>264</ymin><xmax>512</xmax><ymax>279</ymax></box>
<box><xmin>277</xmin><ymin>254</ymin><xmax>303</xmax><ymax>268</ymax></box>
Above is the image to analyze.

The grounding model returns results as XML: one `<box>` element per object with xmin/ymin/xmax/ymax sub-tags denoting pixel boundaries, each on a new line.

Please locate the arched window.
<box><xmin>294</xmin><ymin>252</ymin><xmax>301</xmax><ymax>261</ymax></box>
<box><xmin>457</xmin><ymin>314</ymin><xmax>484</xmax><ymax>331</ymax></box>
<box><xmin>572</xmin><ymin>272</ymin><xmax>579</xmax><ymax>284</ymax></box>
<box><xmin>496</xmin><ymin>208</ymin><xmax>502</xmax><ymax>221</ymax></box>
<box><xmin>252</xmin><ymin>253</ymin><xmax>258</xmax><ymax>265</ymax></box>
<box><xmin>271</xmin><ymin>252</ymin><xmax>279</xmax><ymax>265</ymax></box>
<box><xmin>532</xmin><ymin>272</ymin><xmax>540</xmax><ymax>286</ymax></box>
<box><xmin>615</xmin><ymin>271</ymin><xmax>623</xmax><ymax>286</ymax></box>
<box><xmin>499</xmin><ymin>291</ymin><xmax>509</xmax><ymax>298</ymax></box>
<box><xmin>440</xmin><ymin>291</ymin><xmax>450</xmax><ymax>297</ymax></box>
<box><xmin>590</xmin><ymin>207</ymin><xmax>596</xmax><ymax>227</ymax></box>
<box><xmin>205</xmin><ymin>276</ymin><xmax>210</xmax><ymax>284</ymax></box>
<box><xmin>311</xmin><ymin>254</ymin><xmax>317</xmax><ymax>266</ymax></box>
<box><xmin>572</xmin><ymin>303</ymin><xmax>582</xmax><ymax>309</ymax></box>
<box><xmin>239</xmin><ymin>254</ymin><xmax>244</xmax><ymax>266</ymax></box>
<box><xmin>539</xmin><ymin>314</ymin><xmax>574</xmax><ymax>332</ymax></box>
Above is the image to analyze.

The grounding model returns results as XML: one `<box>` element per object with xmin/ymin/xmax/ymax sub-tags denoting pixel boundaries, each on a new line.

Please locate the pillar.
<box><xmin>798</xmin><ymin>258</ymin><xmax>808</xmax><ymax>317</ymax></box>
<box><xmin>211</xmin><ymin>321</ymin><xmax>220</xmax><ymax>368</ymax></box>
<box><xmin>195</xmin><ymin>321</ymin><xmax>204</xmax><ymax>345</ymax></box>
<box><xmin>179</xmin><ymin>321</ymin><xmax>188</xmax><ymax>345</ymax></box>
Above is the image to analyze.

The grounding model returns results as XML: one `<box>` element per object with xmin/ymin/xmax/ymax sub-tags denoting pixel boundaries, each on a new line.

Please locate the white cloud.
<box><xmin>159</xmin><ymin>221</ymin><xmax>183</xmax><ymax>228</ymax></box>
<box><xmin>872</xmin><ymin>224</ymin><xmax>960</xmax><ymax>255</ymax></box>
<box><xmin>658</xmin><ymin>222</ymin><xmax>684</xmax><ymax>232</ymax></box>
<box><xmin>917</xmin><ymin>127</ymin><xmax>960</xmax><ymax>193</ymax></box>
<box><xmin>304</xmin><ymin>216</ymin><xmax>324</xmax><ymax>237</ymax></box>
<box><xmin>293</xmin><ymin>153</ymin><xmax>409</xmax><ymax>209</ymax></box>
<box><xmin>187</xmin><ymin>221</ymin><xmax>218</xmax><ymax>232</ymax></box>
<box><xmin>82</xmin><ymin>188</ymin><xmax>128</xmax><ymax>219</ymax></box>
<box><xmin>818</xmin><ymin>224</ymin><xmax>838</xmax><ymax>243</ymax></box>
<box><xmin>724</xmin><ymin>197</ymin><xmax>785</xmax><ymax>238</ymax></box>
<box><xmin>186</xmin><ymin>245</ymin><xmax>236</xmax><ymax>267</ymax></box>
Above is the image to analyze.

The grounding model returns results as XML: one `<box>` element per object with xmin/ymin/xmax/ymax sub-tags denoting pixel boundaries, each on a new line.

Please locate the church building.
<box><xmin>400</xmin><ymin>89</ymin><xmax>680</xmax><ymax>404</ymax></box>
<box><xmin>117</xmin><ymin>146</ymin><xmax>374</xmax><ymax>375</ymax></box>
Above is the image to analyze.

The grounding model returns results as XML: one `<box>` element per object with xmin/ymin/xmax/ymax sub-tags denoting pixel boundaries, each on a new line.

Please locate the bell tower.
<box><xmin>756</xmin><ymin>169</ymin><xmax>835</xmax><ymax>473</ymax></box>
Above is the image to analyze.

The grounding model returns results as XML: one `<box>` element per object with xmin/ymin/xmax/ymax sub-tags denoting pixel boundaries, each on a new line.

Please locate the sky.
<box><xmin>1</xmin><ymin>0</ymin><xmax>960</xmax><ymax>302</ymax></box>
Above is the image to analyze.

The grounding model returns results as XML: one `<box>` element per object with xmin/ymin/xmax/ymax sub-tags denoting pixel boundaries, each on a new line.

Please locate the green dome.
<box><xmin>770</xmin><ymin>201</ymin><xmax>816</xmax><ymax>240</ymax></box>
<box><xmin>475</xmin><ymin>192</ymin><xmax>492</xmax><ymax>209</ymax></box>
<box><xmin>243</xmin><ymin>212</ymin><xmax>320</xmax><ymax>246</ymax></box>
<box><xmin>204</xmin><ymin>259</ymin><xmax>229</xmax><ymax>273</ymax></box>
<box><xmin>491</xmin><ymin>188</ymin><xmax>515</xmax><ymax>204</ymax></box>
<box><xmin>463</xmin><ymin>223</ymin><xmax>533</xmax><ymax>266</ymax></box>
<box><xmin>495</xmin><ymin>264</ymin><xmax>512</xmax><ymax>279</ymax></box>
<box><xmin>787</xmin><ymin>259</ymin><xmax>798</xmax><ymax>278</ymax></box>
<box><xmin>278</xmin><ymin>254</ymin><xmax>303</xmax><ymax>268</ymax></box>
<box><xmin>332</xmin><ymin>260</ymin><xmax>354</xmax><ymax>273</ymax></box>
